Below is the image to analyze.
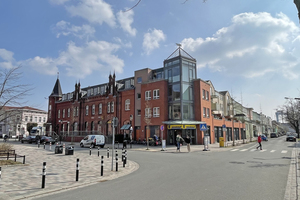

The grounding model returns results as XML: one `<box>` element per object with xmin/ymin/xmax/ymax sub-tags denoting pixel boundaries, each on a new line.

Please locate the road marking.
<box><xmin>231</xmin><ymin>149</ymin><xmax>239</xmax><ymax>151</ymax></box>
<box><xmin>250</xmin><ymin>149</ymin><xmax>256</xmax><ymax>152</ymax></box>
<box><xmin>281</xmin><ymin>150</ymin><xmax>288</xmax><ymax>154</ymax></box>
<box><xmin>270</xmin><ymin>150</ymin><xmax>276</xmax><ymax>153</ymax></box>
<box><xmin>260</xmin><ymin>149</ymin><xmax>267</xmax><ymax>152</ymax></box>
<box><xmin>240</xmin><ymin>149</ymin><xmax>248</xmax><ymax>151</ymax></box>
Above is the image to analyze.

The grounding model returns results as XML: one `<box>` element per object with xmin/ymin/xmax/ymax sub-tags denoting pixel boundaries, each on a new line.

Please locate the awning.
<box><xmin>120</xmin><ymin>124</ymin><xmax>131</xmax><ymax>130</ymax></box>
<box><xmin>162</xmin><ymin>120</ymin><xmax>205</xmax><ymax>125</ymax></box>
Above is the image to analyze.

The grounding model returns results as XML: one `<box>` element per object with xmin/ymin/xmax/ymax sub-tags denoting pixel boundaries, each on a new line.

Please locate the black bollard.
<box><xmin>123</xmin><ymin>150</ymin><xmax>125</xmax><ymax>168</ymax></box>
<box><xmin>41</xmin><ymin>162</ymin><xmax>46</xmax><ymax>188</ymax></box>
<box><xmin>0</xmin><ymin>166</ymin><xmax>1</xmax><ymax>180</ymax></box>
<box><xmin>101</xmin><ymin>156</ymin><xmax>104</xmax><ymax>176</ymax></box>
<box><xmin>116</xmin><ymin>151</ymin><xmax>118</xmax><ymax>172</ymax></box>
<box><xmin>90</xmin><ymin>146</ymin><xmax>92</xmax><ymax>156</ymax></box>
<box><xmin>23</xmin><ymin>155</ymin><xmax>25</xmax><ymax>164</ymax></box>
<box><xmin>107</xmin><ymin>147</ymin><xmax>109</xmax><ymax>158</ymax></box>
<box><xmin>125</xmin><ymin>150</ymin><xmax>127</xmax><ymax>165</ymax></box>
<box><xmin>38</xmin><ymin>140</ymin><xmax>40</xmax><ymax>148</ymax></box>
<box><xmin>76</xmin><ymin>158</ymin><xmax>79</xmax><ymax>181</ymax></box>
<box><xmin>98</xmin><ymin>146</ymin><xmax>100</xmax><ymax>157</ymax></box>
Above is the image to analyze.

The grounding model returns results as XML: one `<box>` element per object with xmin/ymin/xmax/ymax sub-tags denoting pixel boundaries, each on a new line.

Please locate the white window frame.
<box><xmin>203</xmin><ymin>107</ymin><xmax>206</xmax><ymax>118</ymax></box>
<box><xmin>99</xmin><ymin>103</ymin><xmax>102</xmax><ymax>114</ymax></box>
<box><xmin>202</xmin><ymin>89</ymin><xmax>205</xmax><ymax>99</ymax></box>
<box><xmin>206</xmin><ymin>91</ymin><xmax>209</xmax><ymax>100</ymax></box>
<box><xmin>107</xmin><ymin>102</ymin><xmax>110</xmax><ymax>113</ymax></box>
<box><xmin>125</xmin><ymin>99</ymin><xmax>130</xmax><ymax>111</ymax></box>
<box><xmin>68</xmin><ymin>108</ymin><xmax>70</xmax><ymax>117</ymax></box>
<box><xmin>145</xmin><ymin>108</ymin><xmax>151</xmax><ymax>118</ymax></box>
<box><xmin>153</xmin><ymin>107</ymin><xmax>160</xmax><ymax>117</ymax></box>
<box><xmin>58</xmin><ymin>110</ymin><xmax>60</xmax><ymax>118</ymax></box>
<box><xmin>92</xmin><ymin>104</ymin><xmax>95</xmax><ymax>115</ymax></box>
<box><xmin>111</xmin><ymin>102</ymin><xmax>114</xmax><ymax>113</ymax></box>
<box><xmin>207</xmin><ymin>108</ymin><xmax>210</xmax><ymax>118</ymax></box>
<box><xmin>63</xmin><ymin>109</ymin><xmax>65</xmax><ymax>118</ymax></box>
<box><xmin>86</xmin><ymin>105</ymin><xmax>89</xmax><ymax>116</ymax></box>
<box><xmin>153</xmin><ymin>89</ymin><xmax>159</xmax><ymax>100</ymax></box>
<box><xmin>145</xmin><ymin>91</ymin><xmax>151</xmax><ymax>100</ymax></box>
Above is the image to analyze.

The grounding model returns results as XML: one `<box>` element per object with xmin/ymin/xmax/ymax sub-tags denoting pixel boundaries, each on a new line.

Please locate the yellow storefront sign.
<box><xmin>168</xmin><ymin>125</ymin><xmax>196</xmax><ymax>129</ymax></box>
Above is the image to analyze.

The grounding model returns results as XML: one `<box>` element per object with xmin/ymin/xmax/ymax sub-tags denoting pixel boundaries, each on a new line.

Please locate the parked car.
<box><xmin>270</xmin><ymin>133</ymin><xmax>278</xmax><ymax>138</ymax></box>
<box><xmin>39</xmin><ymin>136</ymin><xmax>56</xmax><ymax>144</ymax></box>
<box><xmin>286</xmin><ymin>134</ymin><xmax>297</xmax><ymax>142</ymax></box>
<box><xmin>261</xmin><ymin>134</ymin><xmax>268</xmax><ymax>141</ymax></box>
<box><xmin>80</xmin><ymin>135</ymin><xmax>105</xmax><ymax>148</ymax></box>
<box><xmin>21</xmin><ymin>136</ymin><xmax>37</xmax><ymax>143</ymax></box>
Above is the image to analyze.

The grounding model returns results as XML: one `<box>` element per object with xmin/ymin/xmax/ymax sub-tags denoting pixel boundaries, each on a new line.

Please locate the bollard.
<box><xmin>7</xmin><ymin>152</ymin><xmax>9</xmax><ymax>160</ymax></box>
<box><xmin>101</xmin><ymin>156</ymin><xmax>104</xmax><ymax>176</ymax></box>
<box><xmin>43</xmin><ymin>142</ymin><xmax>45</xmax><ymax>149</ymax></box>
<box><xmin>98</xmin><ymin>147</ymin><xmax>100</xmax><ymax>157</ymax></box>
<box><xmin>41</xmin><ymin>162</ymin><xmax>46</xmax><ymax>188</ymax></box>
<box><xmin>116</xmin><ymin>151</ymin><xmax>118</xmax><ymax>171</ymax></box>
<box><xmin>76</xmin><ymin>158</ymin><xmax>79</xmax><ymax>181</ymax></box>
<box><xmin>123</xmin><ymin>150</ymin><xmax>125</xmax><ymax>168</ymax></box>
<box><xmin>90</xmin><ymin>146</ymin><xmax>92</xmax><ymax>156</ymax></box>
<box><xmin>23</xmin><ymin>155</ymin><xmax>25</xmax><ymax>164</ymax></box>
<box><xmin>49</xmin><ymin>142</ymin><xmax>52</xmax><ymax>150</ymax></box>
<box><xmin>63</xmin><ymin>143</ymin><xmax>65</xmax><ymax>154</ymax></box>
<box><xmin>14</xmin><ymin>154</ymin><xmax>16</xmax><ymax>162</ymax></box>
<box><xmin>107</xmin><ymin>147</ymin><xmax>109</xmax><ymax>158</ymax></box>
<box><xmin>0</xmin><ymin>167</ymin><xmax>1</xmax><ymax>180</ymax></box>
<box><xmin>125</xmin><ymin>150</ymin><xmax>127</xmax><ymax>165</ymax></box>
<box><xmin>38</xmin><ymin>140</ymin><xmax>40</xmax><ymax>148</ymax></box>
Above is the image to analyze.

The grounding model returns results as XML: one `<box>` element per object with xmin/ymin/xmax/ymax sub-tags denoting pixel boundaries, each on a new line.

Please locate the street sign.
<box><xmin>200</xmin><ymin>124</ymin><xmax>207</xmax><ymax>131</ymax></box>
<box><xmin>160</xmin><ymin>125</ymin><xmax>164</xmax><ymax>131</ymax></box>
<box><xmin>222</xmin><ymin>124</ymin><xmax>226</xmax><ymax>128</ymax></box>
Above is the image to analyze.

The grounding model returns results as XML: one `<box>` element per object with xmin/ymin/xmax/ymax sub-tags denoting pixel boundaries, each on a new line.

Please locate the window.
<box><xmin>202</xmin><ymin>89</ymin><xmax>205</xmax><ymax>99</ymax></box>
<box><xmin>39</xmin><ymin>117</ymin><xmax>41</xmax><ymax>122</ymax></box>
<box><xmin>92</xmin><ymin>104</ymin><xmax>95</xmax><ymax>115</ymax></box>
<box><xmin>206</xmin><ymin>91</ymin><xmax>209</xmax><ymax>100</ymax></box>
<box><xmin>35</xmin><ymin>117</ymin><xmax>37</xmax><ymax>122</ymax></box>
<box><xmin>68</xmin><ymin>108</ymin><xmax>70</xmax><ymax>117</ymax></box>
<box><xmin>25</xmin><ymin>116</ymin><xmax>28</xmax><ymax>121</ymax></box>
<box><xmin>145</xmin><ymin>108</ymin><xmax>151</xmax><ymax>118</ymax></box>
<box><xmin>145</xmin><ymin>91</ymin><xmax>151</xmax><ymax>100</ymax></box>
<box><xmin>43</xmin><ymin>117</ymin><xmax>46</xmax><ymax>122</ymax></box>
<box><xmin>153</xmin><ymin>107</ymin><xmax>160</xmax><ymax>117</ymax></box>
<box><xmin>137</xmin><ymin>77</ymin><xmax>142</xmax><ymax>83</ymax></box>
<box><xmin>99</xmin><ymin>104</ymin><xmax>102</xmax><ymax>114</ymax></box>
<box><xmin>107</xmin><ymin>102</ymin><xmax>110</xmax><ymax>113</ymax></box>
<box><xmin>63</xmin><ymin>109</ymin><xmax>65</xmax><ymax>118</ymax></box>
<box><xmin>137</xmin><ymin>93</ymin><xmax>141</xmax><ymax>99</ymax></box>
<box><xmin>86</xmin><ymin>106</ymin><xmax>89</xmax><ymax>116</ymax></box>
<box><xmin>125</xmin><ymin>99</ymin><xmax>130</xmax><ymax>110</ymax></box>
<box><xmin>137</xmin><ymin>109</ymin><xmax>141</xmax><ymax>116</ymax></box>
<box><xmin>125</xmin><ymin>80</ymin><xmax>131</xmax><ymax>89</ymax></box>
<box><xmin>73</xmin><ymin>108</ymin><xmax>76</xmax><ymax>117</ymax></box>
<box><xmin>153</xmin><ymin>89</ymin><xmax>159</xmax><ymax>99</ymax></box>
<box><xmin>203</xmin><ymin>107</ymin><xmax>206</xmax><ymax>117</ymax></box>
<box><xmin>58</xmin><ymin>110</ymin><xmax>60</xmax><ymax>118</ymax></box>
<box><xmin>76</xmin><ymin>107</ymin><xmax>79</xmax><ymax>116</ymax></box>
<box><xmin>111</xmin><ymin>102</ymin><xmax>114</xmax><ymax>113</ymax></box>
<box><xmin>207</xmin><ymin>108</ymin><xmax>210</xmax><ymax>118</ymax></box>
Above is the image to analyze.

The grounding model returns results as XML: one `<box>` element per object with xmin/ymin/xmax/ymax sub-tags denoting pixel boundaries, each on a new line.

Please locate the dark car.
<box><xmin>21</xmin><ymin>136</ymin><xmax>37</xmax><ymax>143</ymax></box>
<box><xmin>270</xmin><ymin>133</ymin><xmax>278</xmax><ymax>138</ymax></box>
<box><xmin>286</xmin><ymin>134</ymin><xmax>297</xmax><ymax>142</ymax></box>
<box><xmin>40</xmin><ymin>136</ymin><xmax>56</xmax><ymax>144</ymax></box>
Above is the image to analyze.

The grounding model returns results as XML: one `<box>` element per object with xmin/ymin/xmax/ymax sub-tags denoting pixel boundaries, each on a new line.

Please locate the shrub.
<box><xmin>0</xmin><ymin>143</ymin><xmax>14</xmax><ymax>152</ymax></box>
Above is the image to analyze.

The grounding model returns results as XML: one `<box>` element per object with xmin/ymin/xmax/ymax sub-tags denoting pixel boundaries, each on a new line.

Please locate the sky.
<box><xmin>0</xmin><ymin>0</ymin><xmax>299</xmax><ymax>119</ymax></box>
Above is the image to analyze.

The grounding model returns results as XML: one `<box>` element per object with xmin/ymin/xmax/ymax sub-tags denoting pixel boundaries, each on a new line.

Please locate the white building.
<box><xmin>0</xmin><ymin>106</ymin><xmax>47</xmax><ymax>137</ymax></box>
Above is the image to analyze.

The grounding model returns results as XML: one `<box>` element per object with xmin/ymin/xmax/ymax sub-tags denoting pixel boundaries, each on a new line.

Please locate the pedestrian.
<box><xmin>256</xmin><ymin>135</ymin><xmax>262</xmax><ymax>150</ymax></box>
<box><xmin>176</xmin><ymin>134</ymin><xmax>184</xmax><ymax>152</ymax></box>
<box><xmin>185</xmin><ymin>135</ymin><xmax>191</xmax><ymax>152</ymax></box>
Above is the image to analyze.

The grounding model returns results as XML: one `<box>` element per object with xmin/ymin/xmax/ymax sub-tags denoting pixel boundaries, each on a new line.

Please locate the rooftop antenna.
<box><xmin>176</xmin><ymin>43</ymin><xmax>181</xmax><ymax>56</ymax></box>
<box><xmin>57</xmin><ymin>72</ymin><xmax>59</xmax><ymax>79</ymax></box>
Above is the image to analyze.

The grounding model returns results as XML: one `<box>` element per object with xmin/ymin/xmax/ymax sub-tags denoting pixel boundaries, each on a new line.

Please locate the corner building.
<box><xmin>47</xmin><ymin>46</ymin><xmax>245</xmax><ymax>145</ymax></box>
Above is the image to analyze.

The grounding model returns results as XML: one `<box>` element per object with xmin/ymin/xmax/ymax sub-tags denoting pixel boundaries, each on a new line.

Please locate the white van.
<box><xmin>80</xmin><ymin>135</ymin><xmax>105</xmax><ymax>148</ymax></box>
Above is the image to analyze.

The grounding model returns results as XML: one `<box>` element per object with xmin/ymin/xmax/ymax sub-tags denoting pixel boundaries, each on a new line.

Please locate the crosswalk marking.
<box><xmin>250</xmin><ymin>149</ymin><xmax>256</xmax><ymax>152</ymax></box>
<box><xmin>260</xmin><ymin>149</ymin><xmax>267</xmax><ymax>152</ymax></box>
<box><xmin>270</xmin><ymin>150</ymin><xmax>276</xmax><ymax>153</ymax></box>
<box><xmin>240</xmin><ymin>149</ymin><xmax>248</xmax><ymax>151</ymax></box>
<box><xmin>281</xmin><ymin>150</ymin><xmax>288</xmax><ymax>154</ymax></box>
<box><xmin>231</xmin><ymin>149</ymin><xmax>239</xmax><ymax>151</ymax></box>
<box><xmin>230</xmin><ymin>149</ymin><xmax>289</xmax><ymax>153</ymax></box>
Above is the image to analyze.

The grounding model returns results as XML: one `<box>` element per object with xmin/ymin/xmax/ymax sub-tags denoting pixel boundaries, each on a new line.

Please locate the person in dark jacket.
<box><xmin>185</xmin><ymin>135</ymin><xmax>191</xmax><ymax>152</ymax></box>
<box><xmin>256</xmin><ymin>135</ymin><xmax>262</xmax><ymax>150</ymax></box>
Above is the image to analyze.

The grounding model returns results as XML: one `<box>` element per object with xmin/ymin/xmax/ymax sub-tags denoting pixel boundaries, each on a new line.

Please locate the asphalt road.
<box><xmin>30</xmin><ymin>137</ymin><xmax>295</xmax><ymax>200</ymax></box>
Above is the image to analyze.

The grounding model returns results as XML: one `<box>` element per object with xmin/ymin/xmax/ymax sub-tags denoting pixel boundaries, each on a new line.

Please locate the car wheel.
<box><xmin>80</xmin><ymin>143</ymin><xmax>84</xmax><ymax>148</ymax></box>
<box><xmin>21</xmin><ymin>140</ymin><xmax>24</xmax><ymax>143</ymax></box>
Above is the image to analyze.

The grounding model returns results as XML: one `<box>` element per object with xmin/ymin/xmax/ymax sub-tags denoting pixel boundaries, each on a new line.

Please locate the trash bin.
<box><xmin>65</xmin><ymin>146</ymin><xmax>74</xmax><ymax>155</ymax></box>
<box><xmin>219</xmin><ymin>137</ymin><xmax>225</xmax><ymax>147</ymax></box>
<box><xmin>55</xmin><ymin>145</ymin><xmax>63</xmax><ymax>154</ymax></box>
<box><xmin>123</xmin><ymin>140</ymin><xmax>127</xmax><ymax>149</ymax></box>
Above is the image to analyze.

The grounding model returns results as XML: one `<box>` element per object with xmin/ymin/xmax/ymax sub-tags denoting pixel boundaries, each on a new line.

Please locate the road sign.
<box><xmin>200</xmin><ymin>124</ymin><xmax>207</xmax><ymax>131</ymax></box>
<box><xmin>222</xmin><ymin>124</ymin><xmax>226</xmax><ymax>128</ymax></box>
<box><xmin>160</xmin><ymin>125</ymin><xmax>164</xmax><ymax>131</ymax></box>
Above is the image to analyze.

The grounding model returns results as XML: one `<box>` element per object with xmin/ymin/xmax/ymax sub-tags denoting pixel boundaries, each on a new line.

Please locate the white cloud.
<box><xmin>116</xmin><ymin>9</ymin><xmax>137</xmax><ymax>36</ymax></box>
<box><xmin>23</xmin><ymin>57</ymin><xmax>58</xmax><ymax>75</ymax></box>
<box><xmin>181</xmin><ymin>12</ymin><xmax>300</xmax><ymax>79</ymax></box>
<box><xmin>56</xmin><ymin>41</ymin><xmax>124</xmax><ymax>78</ymax></box>
<box><xmin>143</xmin><ymin>29</ymin><xmax>166</xmax><ymax>55</ymax></box>
<box><xmin>49</xmin><ymin>0</ymin><xmax>70</xmax><ymax>5</ymax></box>
<box><xmin>65</xmin><ymin>0</ymin><xmax>116</xmax><ymax>27</ymax></box>
<box><xmin>53</xmin><ymin>20</ymin><xmax>95</xmax><ymax>39</ymax></box>
<box><xmin>0</xmin><ymin>49</ymin><xmax>17</xmax><ymax>69</ymax></box>
<box><xmin>113</xmin><ymin>37</ymin><xmax>132</xmax><ymax>48</ymax></box>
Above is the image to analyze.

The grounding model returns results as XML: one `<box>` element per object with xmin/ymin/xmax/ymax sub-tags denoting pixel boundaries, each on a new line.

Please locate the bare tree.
<box><xmin>0</xmin><ymin>66</ymin><xmax>31</xmax><ymax>123</ymax></box>
<box><xmin>282</xmin><ymin>99</ymin><xmax>300</xmax><ymax>138</ymax></box>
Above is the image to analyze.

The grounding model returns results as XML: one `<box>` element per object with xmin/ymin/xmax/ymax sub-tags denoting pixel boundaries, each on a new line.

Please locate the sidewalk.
<box><xmin>0</xmin><ymin>144</ymin><xmax>139</xmax><ymax>200</ymax></box>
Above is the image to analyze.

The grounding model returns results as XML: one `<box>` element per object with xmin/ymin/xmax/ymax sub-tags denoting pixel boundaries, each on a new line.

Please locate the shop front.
<box><xmin>166</xmin><ymin>124</ymin><xmax>197</xmax><ymax>145</ymax></box>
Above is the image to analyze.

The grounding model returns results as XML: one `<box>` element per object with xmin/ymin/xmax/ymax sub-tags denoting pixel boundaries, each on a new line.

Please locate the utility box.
<box><xmin>55</xmin><ymin>145</ymin><xmax>63</xmax><ymax>154</ymax></box>
<box><xmin>219</xmin><ymin>137</ymin><xmax>225</xmax><ymax>147</ymax></box>
<box><xmin>65</xmin><ymin>146</ymin><xmax>74</xmax><ymax>155</ymax></box>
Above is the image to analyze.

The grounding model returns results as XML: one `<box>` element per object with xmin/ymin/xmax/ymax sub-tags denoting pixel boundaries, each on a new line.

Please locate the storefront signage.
<box><xmin>168</xmin><ymin>125</ymin><xmax>196</xmax><ymax>129</ymax></box>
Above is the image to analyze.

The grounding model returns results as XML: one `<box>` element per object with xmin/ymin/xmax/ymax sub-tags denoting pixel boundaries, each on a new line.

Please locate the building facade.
<box><xmin>47</xmin><ymin>46</ymin><xmax>278</xmax><ymax>145</ymax></box>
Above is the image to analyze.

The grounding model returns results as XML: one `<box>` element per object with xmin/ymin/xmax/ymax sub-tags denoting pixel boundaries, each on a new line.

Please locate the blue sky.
<box><xmin>0</xmin><ymin>0</ymin><xmax>299</xmax><ymax>119</ymax></box>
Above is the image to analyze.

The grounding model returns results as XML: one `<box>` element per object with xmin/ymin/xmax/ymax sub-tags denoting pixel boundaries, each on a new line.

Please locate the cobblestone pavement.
<box><xmin>0</xmin><ymin>144</ymin><xmax>139</xmax><ymax>200</ymax></box>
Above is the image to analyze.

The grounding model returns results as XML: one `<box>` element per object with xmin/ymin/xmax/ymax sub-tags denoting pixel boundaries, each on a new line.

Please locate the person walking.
<box><xmin>256</xmin><ymin>135</ymin><xmax>262</xmax><ymax>150</ymax></box>
<box><xmin>185</xmin><ymin>135</ymin><xmax>191</xmax><ymax>152</ymax></box>
<box><xmin>176</xmin><ymin>134</ymin><xmax>183</xmax><ymax>152</ymax></box>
